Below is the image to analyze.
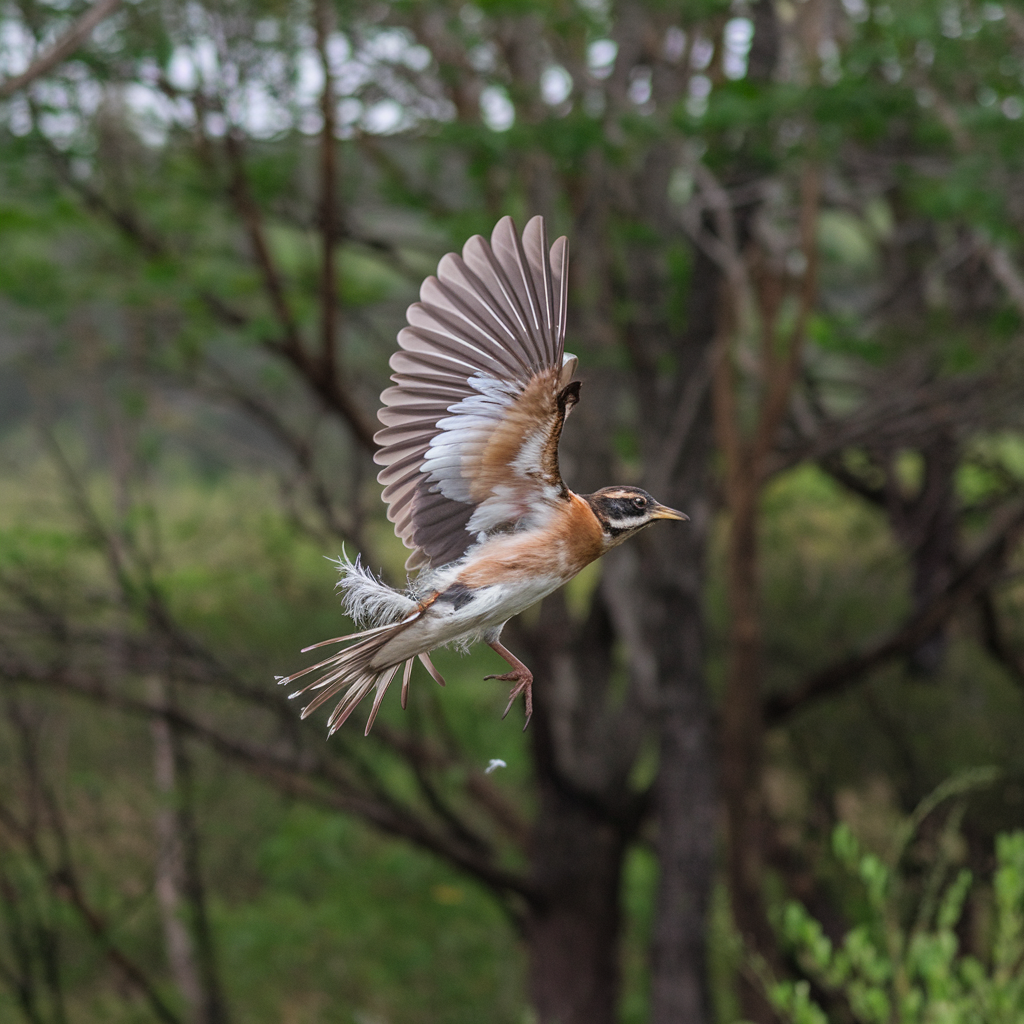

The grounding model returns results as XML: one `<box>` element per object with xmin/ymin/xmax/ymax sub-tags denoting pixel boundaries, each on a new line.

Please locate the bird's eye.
<box><xmin>632</xmin><ymin>496</ymin><xmax>648</xmax><ymax>510</ymax></box>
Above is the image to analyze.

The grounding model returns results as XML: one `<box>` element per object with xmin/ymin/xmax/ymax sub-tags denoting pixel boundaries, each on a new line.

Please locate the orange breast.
<box><xmin>457</xmin><ymin>492</ymin><xmax>604</xmax><ymax>588</ymax></box>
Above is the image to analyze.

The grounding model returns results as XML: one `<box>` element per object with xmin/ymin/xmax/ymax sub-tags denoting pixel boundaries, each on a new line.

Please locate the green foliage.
<box><xmin>765</xmin><ymin>774</ymin><xmax>1024</xmax><ymax>1024</ymax></box>
<box><xmin>0</xmin><ymin>460</ymin><xmax>530</xmax><ymax>1024</ymax></box>
<box><xmin>4</xmin><ymin>0</ymin><xmax>1024</xmax><ymax>1020</ymax></box>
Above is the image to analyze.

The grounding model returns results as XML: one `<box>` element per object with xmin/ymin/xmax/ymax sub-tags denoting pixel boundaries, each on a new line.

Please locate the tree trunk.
<box><xmin>150</xmin><ymin>678</ymin><xmax>206</xmax><ymax>1023</ymax></box>
<box><xmin>647</xmin><ymin>541</ymin><xmax>717</xmax><ymax>1024</ymax></box>
<box><xmin>515</xmin><ymin>589</ymin><xmax>639</xmax><ymax>1024</ymax></box>
<box><xmin>719</xmin><ymin>484</ymin><xmax>778</xmax><ymax>1023</ymax></box>
<box><xmin>901</xmin><ymin>433</ymin><xmax>959</xmax><ymax>676</ymax></box>
<box><xmin>646</xmin><ymin>242</ymin><xmax>719</xmax><ymax>1024</ymax></box>
<box><xmin>525</xmin><ymin>784</ymin><xmax>627</xmax><ymax>1024</ymax></box>
<box><xmin>148</xmin><ymin>678</ymin><xmax>231</xmax><ymax>1024</ymax></box>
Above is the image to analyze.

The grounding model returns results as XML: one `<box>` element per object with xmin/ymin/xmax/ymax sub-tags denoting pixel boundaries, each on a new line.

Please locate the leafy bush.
<box><xmin>762</xmin><ymin>770</ymin><xmax>1024</xmax><ymax>1024</ymax></box>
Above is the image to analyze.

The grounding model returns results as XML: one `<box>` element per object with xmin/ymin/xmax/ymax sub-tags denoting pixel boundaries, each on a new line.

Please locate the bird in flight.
<box><xmin>278</xmin><ymin>216</ymin><xmax>687</xmax><ymax>735</ymax></box>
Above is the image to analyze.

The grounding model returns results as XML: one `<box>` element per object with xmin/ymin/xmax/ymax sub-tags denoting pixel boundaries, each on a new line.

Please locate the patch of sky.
<box><xmin>363</xmin><ymin>98</ymin><xmax>403</xmax><ymax>134</ymax></box>
<box><xmin>587</xmin><ymin>39</ymin><xmax>617</xmax><ymax>79</ymax></box>
<box><xmin>294</xmin><ymin>47</ymin><xmax>325</xmax><ymax>105</ymax></box>
<box><xmin>7</xmin><ymin>95</ymin><xmax>31</xmax><ymax>135</ymax></box>
<box><xmin>723</xmin><ymin>18</ymin><xmax>753</xmax><ymax>80</ymax></box>
<box><xmin>234</xmin><ymin>81</ymin><xmax>291</xmax><ymax>139</ymax></box>
<box><xmin>840</xmin><ymin>0</ymin><xmax>869</xmax><ymax>23</ymax></box>
<box><xmin>167</xmin><ymin>38</ymin><xmax>219</xmax><ymax>91</ymax></box>
<box><xmin>460</xmin><ymin>4</ymin><xmax>484</xmax><ymax>30</ymax></box>
<box><xmin>480</xmin><ymin>84</ymin><xmax>514</xmax><ymax>131</ymax></box>
<box><xmin>91</xmin><ymin>12</ymin><xmax>123</xmax><ymax>53</ymax></box>
<box><xmin>0</xmin><ymin>20</ymin><xmax>34</xmax><ymax>77</ymax></box>
<box><xmin>203</xmin><ymin>111</ymin><xmax>226</xmax><ymax>136</ymax></box>
<box><xmin>941</xmin><ymin>5</ymin><xmax>963</xmax><ymax>38</ymax></box>
<box><xmin>367</xmin><ymin>29</ymin><xmax>409</xmax><ymax>63</ymax></box>
<box><xmin>691</xmin><ymin>36</ymin><xmax>714</xmax><ymax>71</ymax></box>
<box><xmin>541</xmin><ymin>64</ymin><xmax>572</xmax><ymax>105</ymax></box>
<box><xmin>881</xmin><ymin>57</ymin><xmax>902</xmax><ymax>84</ymax></box>
<box><xmin>687</xmin><ymin>74</ymin><xmax>711</xmax><ymax>118</ymax></box>
<box><xmin>254</xmin><ymin>19</ymin><xmax>278</xmax><ymax>43</ymax></box>
<box><xmin>468</xmin><ymin>43</ymin><xmax>496</xmax><ymax>73</ymax></box>
<box><xmin>664</xmin><ymin>26</ymin><xmax>686</xmax><ymax>63</ymax></box>
<box><xmin>122</xmin><ymin>82</ymin><xmax>189</xmax><ymax>146</ymax></box>
<box><xmin>326</xmin><ymin>32</ymin><xmax>352</xmax><ymax>73</ymax></box>
<box><xmin>335</xmin><ymin>51</ymin><xmax>372</xmax><ymax>97</ymax></box>
<box><xmin>628</xmin><ymin>66</ymin><xmax>652</xmax><ymax>105</ymax></box>
<box><xmin>338</xmin><ymin>98</ymin><xmax>363</xmax><ymax>127</ymax></box>
<box><xmin>298</xmin><ymin>108</ymin><xmax>322</xmax><ymax>135</ymax></box>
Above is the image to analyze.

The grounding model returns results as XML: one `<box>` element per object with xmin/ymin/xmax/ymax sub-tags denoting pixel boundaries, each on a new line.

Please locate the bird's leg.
<box><xmin>485</xmin><ymin>641</ymin><xmax>534</xmax><ymax>728</ymax></box>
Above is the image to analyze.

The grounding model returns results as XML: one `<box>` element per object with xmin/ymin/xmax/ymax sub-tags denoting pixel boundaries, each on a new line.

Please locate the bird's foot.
<box><xmin>484</xmin><ymin>667</ymin><xmax>533</xmax><ymax>729</ymax></box>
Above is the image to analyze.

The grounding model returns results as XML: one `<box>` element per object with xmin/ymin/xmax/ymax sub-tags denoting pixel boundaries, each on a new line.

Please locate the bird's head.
<box><xmin>583</xmin><ymin>486</ymin><xmax>688</xmax><ymax>549</ymax></box>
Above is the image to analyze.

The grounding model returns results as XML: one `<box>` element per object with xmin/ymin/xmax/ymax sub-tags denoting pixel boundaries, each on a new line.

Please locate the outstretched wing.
<box><xmin>373</xmin><ymin>216</ymin><xmax>579</xmax><ymax>570</ymax></box>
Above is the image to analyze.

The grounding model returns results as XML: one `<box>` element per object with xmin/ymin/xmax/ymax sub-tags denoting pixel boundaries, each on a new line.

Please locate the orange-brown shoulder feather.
<box><xmin>467</xmin><ymin>368</ymin><xmax>579</xmax><ymax>505</ymax></box>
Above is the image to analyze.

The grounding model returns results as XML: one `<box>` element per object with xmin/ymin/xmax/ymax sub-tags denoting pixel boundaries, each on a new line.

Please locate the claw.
<box><xmin>486</xmin><ymin>668</ymin><xmax>533</xmax><ymax>729</ymax></box>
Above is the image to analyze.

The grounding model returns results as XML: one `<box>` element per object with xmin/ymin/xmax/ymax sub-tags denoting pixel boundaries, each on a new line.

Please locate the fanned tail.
<box><xmin>276</xmin><ymin>615</ymin><xmax>447</xmax><ymax>736</ymax></box>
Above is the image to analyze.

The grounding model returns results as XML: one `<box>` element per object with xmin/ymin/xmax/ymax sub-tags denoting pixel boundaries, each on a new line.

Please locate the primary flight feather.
<box><xmin>278</xmin><ymin>216</ymin><xmax>687</xmax><ymax>735</ymax></box>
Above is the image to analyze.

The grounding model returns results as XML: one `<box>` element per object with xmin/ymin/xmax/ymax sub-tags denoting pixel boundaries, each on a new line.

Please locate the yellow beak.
<box><xmin>651</xmin><ymin>504</ymin><xmax>689</xmax><ymax>522</ymax></box>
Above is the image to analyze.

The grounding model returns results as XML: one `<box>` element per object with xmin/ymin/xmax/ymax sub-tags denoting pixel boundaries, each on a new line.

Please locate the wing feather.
<box><xmin>374</xmin><ymin>216</ymin><xmax>577</xmax><ymax>570</ymax></box>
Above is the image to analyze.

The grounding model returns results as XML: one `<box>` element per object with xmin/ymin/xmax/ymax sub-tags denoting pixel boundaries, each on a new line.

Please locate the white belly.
<box><xmin>374</xmin><ymin>573</ymin><xmax>566</xmax><ymax>666</ymax></box>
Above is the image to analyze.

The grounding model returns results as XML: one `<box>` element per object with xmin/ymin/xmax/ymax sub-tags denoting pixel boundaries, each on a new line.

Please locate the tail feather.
<box><xmin>299</xmin><ymin>620</ymin><xmax>403</xmax><ymax>654</ymax></box>
<box><xmin>363</xmin><ymin>662</ymin><xmax>403</xmax><ymax>736</ymax></box>
<box><xmin>280</xmin><ymin>615</ymin><xmax>439</xmax><ymax>736</ymax></box>
<box><xmin>279</xmin><ymin>553</ymin><xmax>446</xmax><ymax>736</ymax></box>
<box><xmin>400</xmin><ymin>657</ymin><xmax>415</xmax><ymax>709</ymax></box>
<box><xmin>291</xmin><ymin>630</ymin><xmax>397</xmax><ymax>713</ymax></box>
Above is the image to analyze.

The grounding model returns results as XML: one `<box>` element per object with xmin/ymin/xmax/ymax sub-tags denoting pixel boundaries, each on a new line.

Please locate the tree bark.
<box><xmin>151</xmin><ymin>678</ymin><xmax>206</xmax><ymax>1023</ymax></box>
<box><xmin>525</xmin><ymin>783</ymin><xmax>627</xmax><ymax>1024</ymax></box>
<box><xmin>646</xmin><ymin>538</ymin><xmax>717</xmax><ymax>1024</ymax></box>
<box><xmin>515</xmin><ymin>589</ymin><xmax>639</xmax><ymax>1024</ymax></box>
<box><xmin>719</xmin><ymin>481</ymin><xmax>778</xmax><ymax>1023</ymax></box>
<box><xmin>148</xmin><ymin>678</ymin><xmax>231</xmax><ymax>1024</ymax></box>
<box><xmin>646</xmin><ymin>242</ymin><xmax>719</xmax><ymax>1024</ymax></box>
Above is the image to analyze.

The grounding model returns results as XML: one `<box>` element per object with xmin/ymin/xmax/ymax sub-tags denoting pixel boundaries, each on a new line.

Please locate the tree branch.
<box><xmin>978</xmin><ymin>590</ymin><xmax>1024</xmax><ymax>691</ymax></box>
<box><xmin>0</xmin><ymin>0</ymin><xmax>122</xmax><ymax>99</ymax></box>
<box><xmin>200</xmin><ymin>358</ymin><xmax>365</xmax><ymax>548</ymax></box>
<box><xmin>752</xmin><ymin>161</ymin><xmax>820</xmax><ymax>473</ymax></box>
<box><xmin>315</xmin><ymin>0</ymin><xmax>341</xmax><ymax>380</ymax></box>
<box><xmin>223</xmin><ymin>132</ymin><xmax>377</xmax><ymax>450</ymax></box>
<box><xmin>765</xmin><ymin>498</ymin><xmax>1024</xmax><ymax>722</ymax></box>
<box><xmin>0</xmin><ymin>701</ymin><xmax>183</xmax><ymax>1024</ymax></box>
<box><xmin>1</xmin><ymin>656</ymin><xmax>536</xmax><ymax>907</ymax></box>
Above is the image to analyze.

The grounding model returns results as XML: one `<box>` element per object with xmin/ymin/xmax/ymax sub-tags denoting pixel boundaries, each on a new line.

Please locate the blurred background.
<box><xmin>3</xmin><ymin>1</ymin><xmax>1024</xmax><ymax>1022</ymax></box>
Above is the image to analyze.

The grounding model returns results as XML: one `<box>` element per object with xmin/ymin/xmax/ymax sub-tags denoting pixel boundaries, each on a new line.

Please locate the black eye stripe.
<box><xmin>584</xmin><ymin>488</ymin><xmax>657</xmax><ymax>534</ymax></box>
<box><xmin>607</xmin><ymin>498</ymin><xmax>647</xmax><ymax>518</ymax></box>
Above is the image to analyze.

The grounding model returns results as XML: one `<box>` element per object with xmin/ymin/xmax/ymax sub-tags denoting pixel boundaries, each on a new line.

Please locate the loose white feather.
<box><xmin>331</xmin><ymin>552</ymin><xmax>418</xmax><ymax>628</ymax></box>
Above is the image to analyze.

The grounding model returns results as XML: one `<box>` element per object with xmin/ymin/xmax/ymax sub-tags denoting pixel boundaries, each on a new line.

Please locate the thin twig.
<box><xmin>2</xmin><ymin>656</ymin><xmax>537</xmax><ymax>906</ymax></box>
<box><xmin>315</xmin><ymin>0</ymin><xmax>341</xmax><ymax>379</ymax></box>
<box><xmin>223</xmin><ymin>131</ymin><xmax>377</xmax><ymax>450</ymax></box>
<box><xmin>766</xmin><ymin>497</ymin><xmax>1024</xmax><ymax>722</ymax></box>
<box><xmin>0</xmin><ymin>0</ymin><xmax>122</xmax><ymax>99</ymax></box>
